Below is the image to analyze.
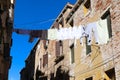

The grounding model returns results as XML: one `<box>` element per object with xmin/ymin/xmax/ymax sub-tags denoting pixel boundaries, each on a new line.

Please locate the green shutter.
<box><xmin>86</xmin><ymin>37</ymin><xmax>91</xmax><ymax>55</ymax></box>
<box><xmin>70</xmin><ymin>44</ymin><xmax>74</xmax><ymax>63</ymax></box>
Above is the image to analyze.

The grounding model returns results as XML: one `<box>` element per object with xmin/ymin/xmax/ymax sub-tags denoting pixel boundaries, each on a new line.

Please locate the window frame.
<box><xmin>85</xmin><ymin>76</ymin><xmax>93</xmax><ymax>80</ymax></box>
<box><xmin>101</xmin><ymin>9</ymin><xmax>112</xmax><ymax>39</ymax></box>
<box><xmin>86</xmin><ymin>37</ymin><xmax>92</xmax><ymax>55</ymax></box>
<box><xmin>70</xmin><ymin>43</ymin><xmax>75</xmax><ymax>64</ymax></box>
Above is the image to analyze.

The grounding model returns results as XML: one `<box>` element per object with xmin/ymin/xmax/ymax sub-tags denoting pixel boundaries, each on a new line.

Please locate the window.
<box><xmin>85</xmin><ymin>77</ymin><xmax>93</xmax><ymax>80</ymax></box>
<box><xmin>43</xmin><ymin>53</ymin><xmax>48</xmax><ymax>68</ymax></box>
<box><xmin>59</xmin><ymin>40</ymin><xmax>63</xmax><ymax>55</ymax></box>
<box><xmin>69</xmin><ymin>19</ymin><xmax>74</xmax><ymax>27</ymax></box>
<box><xmin>70</xmin><ymin>44</ymin><xmax>74</xmax><ymax>64</ymax></box>
<box><xmin>83</xmin><ymin>0</ymin><xmax>91</xmax><ymax>16</ymax></box>
<box><xmin>86</xmin><ymin>37</ymin><xmax>91</xmax><ymax>55</ymax></box>
<box><xmin>43</xmin><ymin>40</ymin><xmax>48</xmax><ymax>50</ymax></box>
<box><xmin>84</xmin><ymin>0</ymin><xmax>91</xmax><ymax>9</ymax></box>
<box><xmin>55</xmin><ymin>41</ymin><xmax>60</xmax><ymax>57</ymax></box>
<box><xmin>55</xmin><ymin>41</ymin><xmax>63</xmax><ymax>57</ymax></box>
<box><xmin>105</xmin><ymin>68</ymin><xmax>116</xmax><ymax>80</ymax></box>
<box><xmin>39</xmin><ymin>58</ymin><xmax>42</xmax><ymax>69</ymax></box>
<box><xmin>55</xmin><ymin>41</ymin><xmax>64</xmax><ymax>64</ymax></box>
<box><xmin>101</xmin><ymin>9</ymin><xmax>112</xmax><ymax>38</ymax></box>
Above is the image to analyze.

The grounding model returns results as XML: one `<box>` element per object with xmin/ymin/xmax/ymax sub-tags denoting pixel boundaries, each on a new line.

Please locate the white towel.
<box><xmin>48</xmin><ymin>29</ymin><xmax>57</xmax><ymax>40</ymax></box>
<box><xmin>96</xmin><ymin>19</ymin><xmax>109</xmax><ymax>44</ymax></box>
<box><xmin>68</xmin><ymin>27</ymin><xmax>74</xmax><ymax>39</ymax></box>
<box><xmin>57</xmin><ymin>29</ymin><xmax>62</xmax><ymax>40</ymax></box>
<box><xmin>62</xmin><ymin>28</ymin><xmax>68</xmax><ymax>40</ymax></box>
<box><xmin>85</xmin><ymin>22</ymin><xmax>99</xmax><ymax>45</ymax></box>
<box><xmin>77</xmin><ymin>25</ymin><xmax>85</xmax><ymax>45</ymax></box>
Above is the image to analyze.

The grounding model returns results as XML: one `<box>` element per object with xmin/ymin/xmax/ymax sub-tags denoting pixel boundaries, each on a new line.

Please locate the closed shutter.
<box><xmin>43</xmin><ymin>53</ymin><xmax>48</xmax><ymax>67</ymax></box>
<box><xmin>86</xmin><ymin>37</ymin><xmax>91</xmax><ymax>55</ymax></box>
<box><xmin>55</xmin><ymin>41</ymin><xmax>60</xmax><ymax>57</ymax></box>
<box><xmin>70</xmin><ymin>44</ymin><xmax>74</xmax><ymax>64</ymax></box>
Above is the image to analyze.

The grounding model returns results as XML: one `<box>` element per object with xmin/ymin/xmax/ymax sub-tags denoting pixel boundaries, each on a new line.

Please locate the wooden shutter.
<box><xmin>86</xmin><ymin>37</ymin><xmax>91</xmax><ymax>55</ymax></box>
<box><xmin>43</xmin><ymin>53</ymin><xmax>48</xmax><ymax>67</ymax></box>
<box><xmin>55</xmin><ymin>41</ymin><xmax>60</xmax><ymax>57</ymax></box>
<box><xmin>70</xmin><ymin>44</ymin><xmax>74</xmax><ymax>63</ymax></box>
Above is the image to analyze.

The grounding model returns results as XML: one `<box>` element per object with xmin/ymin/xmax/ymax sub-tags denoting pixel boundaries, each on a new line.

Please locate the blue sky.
<box><xmin>9</xmin><ymin>0</ymin><xmax>76</xmax><ymax>80</ymax></box>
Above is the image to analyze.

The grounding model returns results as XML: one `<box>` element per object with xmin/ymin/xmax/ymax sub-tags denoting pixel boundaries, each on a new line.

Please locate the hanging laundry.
<box><xmin>96</xmin><ymin>19</ymin><xmax>109</xmax><ymax>44</ymax></box>
<box><xmin>73</xmin><ymin>26</ymin><xmax>81</xmax><ymax>47</ymax></box>
<box><xmin>48</xmin><ymin>29</ymin><xmax>57</xmax><ymax>40</ymax></box>
<box><xmin>79</xmin><ymin>25</ymin><xmax>85</xmax><ymax>45</ymax></box>
<box><xmin>60</xmin><ymin>28</ymin><xmax>65</xmax><ymax>40</ymax></box>
<box><xmin>73</xmin><ymin>26</ymin><xmax>77</xmax><ymax>39</ymax></box>
<box><xmin>57</xmin><ymin>28</ymin><xmax>62</xmax><ymax>40</ymax></box>
<box><xmin>65</xmin><ymin>28</ymin><xmax>70</xmax><ymax>40</ymax></box>
<box><xmin>13</xmin><ymin>29</ymin><xmax>31</xmax><ymax>35</ymax></box>
<box><xmin>41</xmin><ymin>30</ymin><xmax>48</xmax><ymax>40</ymax></box>
<box><xmin>62</xmin><ymin>28</ymin><xmax>68</xmax><ymax>40</ymax></box>
<box><xmin>30</xmin><ymin>30</ymin><xmax>42</xmax><ymax>38</ymax></box>
<box><xmin>75</xmin><ymin>25</ymin><xmax>84</xmax><ymax>39</ymax></box>
<box><xmin>13</xmin><ymin>29</ymin><xmax>47</xmax><ymax>42</ymax></box>
<box><xmin>85</xmin><ymin>22</ymin><xmax>99</xmax><ymax>45</ymax></box>
<box><xmin>68</xmin><ymin>27</ymin><xmax>74</xmax><ymax>40</ymax></box>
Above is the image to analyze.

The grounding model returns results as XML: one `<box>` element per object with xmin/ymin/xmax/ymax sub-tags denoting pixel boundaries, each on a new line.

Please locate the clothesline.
<box><xmin>13</xmin><ymin>18</ymin><xmax>109</xmax><ymax>45</ymax></box>
<box><xmin>14</xmin><ymin>18</ymin><xmax>56</xmax><ymax>30</ymax></box>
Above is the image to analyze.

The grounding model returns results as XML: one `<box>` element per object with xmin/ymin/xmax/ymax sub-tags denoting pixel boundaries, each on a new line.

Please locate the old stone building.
<box><xmin>66</xmin><ymin>0</ymin><xmax>120</xmax><ymax>80</ymax></box>
<box><xmin>0</xmin><ymin>0</ymin><xmax>14</xmax><ymax>80</ymax></box>
<box><xmin>33</xmin><ymin>3</ymin><xmax>74</xmax><ymax>80</ymax></box>
<box><xmin>20</xmin><ymin>41</ymin><xmax>40</xmax><ymax>80</ymax></box>
<box><xmin>20</xmin><ymin>0</ymin><xmax>120</xmax><ymax>80</ymax></box>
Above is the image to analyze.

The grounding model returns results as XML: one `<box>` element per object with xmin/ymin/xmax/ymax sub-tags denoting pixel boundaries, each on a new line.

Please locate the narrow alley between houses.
<box><xmin>0</xmin><ymin>0</ymin><xmax>120</xmax><ymax>80</ymax></box>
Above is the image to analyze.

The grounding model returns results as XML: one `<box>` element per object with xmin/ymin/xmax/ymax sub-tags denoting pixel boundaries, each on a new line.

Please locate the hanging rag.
<box><xmin>48</xmin><ymin>29</ymin><xmax>57</xmax><ymax>40</ymax></box>
<box><xmin>96</xmin><ymin>19</ymin><xmax>109</xmax><ymax>44</ymax></box>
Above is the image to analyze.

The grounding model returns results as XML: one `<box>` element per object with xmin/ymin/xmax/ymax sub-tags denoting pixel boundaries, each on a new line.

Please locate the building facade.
<box><xmin>66</xmin><ymin>0</ymin><xmax>120</xmax><ymax>80</ymax></box>
<box><xmin>20</xmin><ymin>41</ymin><xmax>40</xmax><ymax>80</ymax></box>
<box><xmin>21</xmin><ymin>0</ymin><xmax>120</xmax><ymax>80</ymax></box>
<box><xmin>0</xmin><ymin>0</ymin><xmax>14</xmax><ymax>80</ymax></box>
<box><xmin>33</xmin><ymin>3</ymin><xmax>74</xmax><ymax>80</ymax></box>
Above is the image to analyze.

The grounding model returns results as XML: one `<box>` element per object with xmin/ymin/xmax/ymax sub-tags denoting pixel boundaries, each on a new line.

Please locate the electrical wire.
<box><xmin>75</xmin><ymin>51</ymin><xmax>120</xmax><ymax>77</ymax></box>
<box><xmin>14</xmin><ymin>18</ymin><xmax>56</xmax><ymax>29</ymax></box>
<box><xmin>14</xmin><ymin>18</ymin><xmax>56</xmax><ymax>26</ymax></box>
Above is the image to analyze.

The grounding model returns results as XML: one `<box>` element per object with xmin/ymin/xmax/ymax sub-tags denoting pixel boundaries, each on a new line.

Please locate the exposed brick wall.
<box><xmin>73</xmin><ymin>0</ymin><xmax>120</xmax><ymax>80</ymax></box>
<box><xmin>33</xmin><ymin>0</ymin><xmax>120</xmax><ymax>80</ymax></box>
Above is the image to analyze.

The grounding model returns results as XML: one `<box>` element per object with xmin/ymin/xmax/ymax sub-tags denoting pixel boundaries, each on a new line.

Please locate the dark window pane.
<box><xmin>86</xmin><ymin>77</ymin><xmax>93</xmax><ymax>80</ymax></box>
<box><xmin>70</xmin><ymin>44</ymin><xmax>74</xmax><ymax>63</ymax></box>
